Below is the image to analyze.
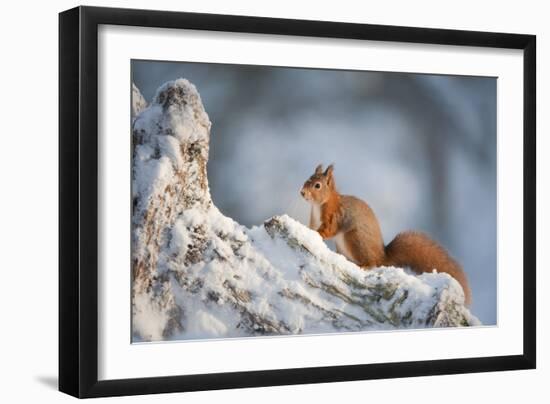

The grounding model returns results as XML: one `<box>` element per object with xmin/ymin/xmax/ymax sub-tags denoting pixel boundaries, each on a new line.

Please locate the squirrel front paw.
<box><xmin>317</xmin><ymin>228</ymin><xmax>330</xmax><ymax>239</ymax></box>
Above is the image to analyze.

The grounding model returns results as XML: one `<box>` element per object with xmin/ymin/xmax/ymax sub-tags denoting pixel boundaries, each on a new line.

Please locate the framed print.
<box><xmin>59</xmin><ymin>6</ymin><xmax>536</xmax><ymax>398</ymax></box>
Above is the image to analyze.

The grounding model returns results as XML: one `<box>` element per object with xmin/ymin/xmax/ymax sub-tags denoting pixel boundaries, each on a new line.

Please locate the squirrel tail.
<box><xmin>384</xmin><ymin>231</ymin><xmax>472</xmax><ymax>306</ymax></box>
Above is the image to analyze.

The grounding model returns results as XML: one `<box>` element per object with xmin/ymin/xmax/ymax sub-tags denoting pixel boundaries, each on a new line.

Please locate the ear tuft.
<box><xmin>324</xmin><ymin>164</ymin><xmax>335</xmax><ymax>187</ymax></box>
<box><xmin>315</xmin><ymin>164</ymin><xmax>324</xmax><ymax>175</ymax></box>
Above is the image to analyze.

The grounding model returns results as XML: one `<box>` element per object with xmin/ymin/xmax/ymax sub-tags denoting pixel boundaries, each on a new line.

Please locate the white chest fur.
<box><xmin>333</xmin><ymin>232</ymin><xmax>356</xmax><ymax>263</ymax></box>
<box><xmin>310</xmin><ymin>204</ymin><xmax>321</xmax><ymax>230</ymax></box>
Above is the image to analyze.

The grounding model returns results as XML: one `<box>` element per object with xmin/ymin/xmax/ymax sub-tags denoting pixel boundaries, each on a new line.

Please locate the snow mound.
<box><xmin>131</xmin><ymin>79</ymin><xmax>480</xmax><ymax>342</ymax></box>
<box><xmin>132</xmin><ymin>83</ymin><xmax>147</xmax><ymax>118</ymax></box>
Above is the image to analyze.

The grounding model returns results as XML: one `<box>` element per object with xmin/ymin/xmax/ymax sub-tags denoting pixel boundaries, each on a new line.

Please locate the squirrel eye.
<box><xmin>314</xmin><ymin>183</ymin><xmax>321</xmax><ymax>189</ymax></box>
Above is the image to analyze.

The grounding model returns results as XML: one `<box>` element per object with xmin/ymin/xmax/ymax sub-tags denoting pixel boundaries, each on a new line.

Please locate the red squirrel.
<box><xmin>300</xmin><ymin>164</ymin><xmax>472</xmax><ymax>306</ymax></box>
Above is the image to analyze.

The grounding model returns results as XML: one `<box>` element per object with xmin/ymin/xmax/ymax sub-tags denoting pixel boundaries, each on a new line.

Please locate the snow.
<box><xmin>151</xmin><ymin>78</ymin><xmax>211</xmax><ymax>143</ymax></box>
<box><xmin>132</xmin><ymin>82</ymin><xmax>147</xmax><ymax>118</ymax></box>
<box><xmin>131</xmin><ymin>80</ymin><xmax>480</xmax><ymax>342</ymax></box>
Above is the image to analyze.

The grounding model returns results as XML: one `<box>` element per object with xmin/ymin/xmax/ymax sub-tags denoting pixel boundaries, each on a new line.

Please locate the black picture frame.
<box><xmin>59</xmin><ymin>5</ymin><xmax>536</xmax><ymax>398</ymax></box>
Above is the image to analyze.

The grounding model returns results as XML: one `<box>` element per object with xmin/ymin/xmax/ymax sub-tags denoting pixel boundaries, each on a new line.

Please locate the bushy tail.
<box><xmin>384</xmin><ymin>231</ymin><xmax>472</xmax><ymax>306</ymax></box>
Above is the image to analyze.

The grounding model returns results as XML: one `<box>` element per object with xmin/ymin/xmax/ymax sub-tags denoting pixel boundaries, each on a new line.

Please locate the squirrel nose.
<box><xmin>300</xmin><ymin>189</ymin><xmax>305</xmax><ymax>197</ymax></box>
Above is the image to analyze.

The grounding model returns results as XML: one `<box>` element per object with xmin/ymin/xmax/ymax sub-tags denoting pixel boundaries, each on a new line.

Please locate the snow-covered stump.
<box><xmin>131</xmin><ymin>83</ymin><xmax>147</xmax><ymax>119</ymax></box>
<box><xmin>132</xmin><ymin>79</ymin><xmax>212</xmax><ymax>338</ymax></box>
<box><xmin>131</xmin><ymin>79</ymin><xmax>480</xmax><ymax>342</ymax></box>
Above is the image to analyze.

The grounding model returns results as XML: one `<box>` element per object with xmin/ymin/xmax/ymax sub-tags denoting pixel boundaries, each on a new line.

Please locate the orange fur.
<box><xmin>301</xmin><ymin>164</ymin><xmax>472</xmax><ymax>306</ymax></box>
<box><xmin>385</xmin><ymin>231</ymin><xmax>472</xmax><ymax>305</ymax></box>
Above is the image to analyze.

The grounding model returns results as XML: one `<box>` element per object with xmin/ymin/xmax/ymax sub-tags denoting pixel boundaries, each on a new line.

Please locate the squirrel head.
<box><xmin>300</xmin><ymin>164</ymin><xmax>336</xmax><ymax>204</ymax></box>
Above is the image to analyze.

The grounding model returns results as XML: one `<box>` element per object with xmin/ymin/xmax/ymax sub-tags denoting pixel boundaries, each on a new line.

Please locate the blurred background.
<box><xmin>132</xmin><ymin>60</ymin><xmax>497</xmax><ymax>325</ymax></box>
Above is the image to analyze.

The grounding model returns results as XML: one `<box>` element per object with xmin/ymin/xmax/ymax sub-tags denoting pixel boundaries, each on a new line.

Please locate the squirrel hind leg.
<box><xmin>341</xmin><ymin>230</ymin><xmax>385</xmax><ymax>268</ymax></box>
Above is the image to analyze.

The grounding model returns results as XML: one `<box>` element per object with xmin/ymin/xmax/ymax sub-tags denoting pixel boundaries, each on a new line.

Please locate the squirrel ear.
<box><xmin>315</xmin><ymin>164</ymin><xmax>324</xmax><ymax>175</ymax></box>
<box><xmin>324</xmin><ymin>164</ymin><xmax>335</xmax><ymax>186</ymax></box>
